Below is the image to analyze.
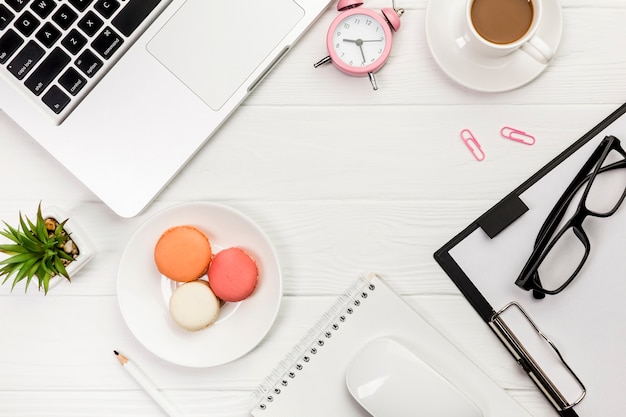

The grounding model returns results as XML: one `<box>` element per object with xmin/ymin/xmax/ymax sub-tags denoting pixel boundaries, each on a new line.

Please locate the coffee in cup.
<box><xmin>464</xmin><ymin>0</ymin><xmax>553</xmax><ymax>64</ymax></box>
<box><xmin>470</xmin><ymin>0</ymin><xmax>533</xmax><ymax>45</ymax></box>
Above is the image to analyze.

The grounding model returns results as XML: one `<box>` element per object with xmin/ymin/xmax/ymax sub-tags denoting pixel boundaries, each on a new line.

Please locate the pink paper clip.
<box><xmin>500</xmin><ymin>126</ymin><xmax>536</xmax><ymax>145</ymax></box>
<box><xmin>460</xmin><ymin>129</ymin><xmax>485</xmax><ymax>161</ymax></box>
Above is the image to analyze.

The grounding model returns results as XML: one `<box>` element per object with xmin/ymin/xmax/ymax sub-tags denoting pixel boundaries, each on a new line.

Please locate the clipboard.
<box><xmin>434</xmin><ymin>103</ymin><xmax>626</xmax><ymax>417</ymax></box>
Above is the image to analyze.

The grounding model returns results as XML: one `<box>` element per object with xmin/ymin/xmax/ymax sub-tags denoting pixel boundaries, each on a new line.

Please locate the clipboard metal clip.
<box><xmin>489</xmin><ymin>302</ymin><xmax>586</xmax><ymax>411</ymax></box>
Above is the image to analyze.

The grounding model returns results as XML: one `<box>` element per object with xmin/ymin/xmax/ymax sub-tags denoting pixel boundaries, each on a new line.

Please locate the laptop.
<box><xmin>0</xmin><ymin>0</ymin><xmax>331</xmax><ymax>217</ymax></box>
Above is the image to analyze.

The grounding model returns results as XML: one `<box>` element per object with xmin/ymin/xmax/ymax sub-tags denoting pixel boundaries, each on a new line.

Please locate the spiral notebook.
<box><xmin>250</xmin><ymin>273</ymin><xmax>532</xmax><ymax>416</ymax></box>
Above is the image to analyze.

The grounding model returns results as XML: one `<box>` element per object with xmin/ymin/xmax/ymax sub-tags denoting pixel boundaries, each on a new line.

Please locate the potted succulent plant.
<box><xmin>0</xmin><ymin>203</ymin><xmax>93</xmax><ymax>294</ymax></box>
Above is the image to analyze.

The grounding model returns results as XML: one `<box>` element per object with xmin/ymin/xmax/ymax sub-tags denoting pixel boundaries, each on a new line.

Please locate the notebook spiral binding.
<box><xmin>252</xmin><ymin>273</ymin><xmax>377</xmax><ymax>412</ymax></box>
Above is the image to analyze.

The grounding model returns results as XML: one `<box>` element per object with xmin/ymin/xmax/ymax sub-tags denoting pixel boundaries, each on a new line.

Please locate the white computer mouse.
<box><xmin>345</xmin><ymin>337</ymin><xmax>484</xmax><ymax>417</ymax></box>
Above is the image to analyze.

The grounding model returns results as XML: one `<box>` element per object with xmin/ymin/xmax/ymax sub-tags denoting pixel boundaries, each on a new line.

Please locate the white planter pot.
<box><xmin>42</xmin><ymin>206</ymin><xmax>94</xmax><ymax>291</ymax></box>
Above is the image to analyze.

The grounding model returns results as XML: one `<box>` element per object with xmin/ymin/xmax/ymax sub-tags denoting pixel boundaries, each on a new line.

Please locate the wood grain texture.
<box><xmin>0</xmin><ymin>0</ymin><xmax>622</xmax><ymax>415</ymax></box>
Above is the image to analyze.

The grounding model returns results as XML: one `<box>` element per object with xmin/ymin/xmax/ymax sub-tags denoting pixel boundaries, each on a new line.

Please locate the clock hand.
<box><xmin>344</xmin><ymin>38</ymin><xmax>382</xmax><ymax>43</ymax></box>
<box><xmin>342</xmin><ymin>39</ymin><xmax>367</xmax><ymax>64</ymax></box>
<box><xmin>358</xmin><ymin>44</ymin><xmax>366</xmax><ymax>64</ymax></box>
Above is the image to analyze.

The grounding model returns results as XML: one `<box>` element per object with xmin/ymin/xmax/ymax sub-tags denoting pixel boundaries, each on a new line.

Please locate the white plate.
<box><xmin>425</xmin><ymin>0</ymin><xmax>562</xmax><ymax>92</ymax></box>
<box><xmin>117</xmin><ymin>202</ymin><xmax>282</xmax><ymax>367</ymax></box>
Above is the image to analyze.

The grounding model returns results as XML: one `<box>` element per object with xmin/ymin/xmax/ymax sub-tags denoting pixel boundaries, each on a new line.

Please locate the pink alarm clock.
<box><xmin>314</xmin><ymin>0</ymin><xmax>403</xmax><ymax>90</ymax></box>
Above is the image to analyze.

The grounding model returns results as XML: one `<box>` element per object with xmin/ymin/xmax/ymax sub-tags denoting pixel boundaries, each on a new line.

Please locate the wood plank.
<box><xmin>0</xmin><ymin>389</ymin><xmax>557</xmax><ymax>417</ymax></box>
<box><xmin>0</xmin><ymin>295</ymin><xmax>539</xmax><ymax>390</ymax></box>
<box><xmin>247</xmin><ymin>8</ymin><xmax>626</xmax><ymax>106</ymax></box>
<box><xmin>0</xmin><ymin>293</ymin><xmax>569</xmax><ymax>416</ymax></box>
<box><xmin>3</xmin><ymin>101</ymin><xmax>619</xmax><ymax>205</ymax></box>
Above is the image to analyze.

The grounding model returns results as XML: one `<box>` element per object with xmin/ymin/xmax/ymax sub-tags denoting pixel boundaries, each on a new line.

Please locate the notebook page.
<box><xmin>251</xmin><ymin>274</ymin><xmax>532</xmax><ymax>417</ymax></box>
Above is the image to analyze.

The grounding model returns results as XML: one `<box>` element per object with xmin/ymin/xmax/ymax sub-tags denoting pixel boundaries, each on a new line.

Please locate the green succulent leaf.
<box><xmin>0</xmin><ymin>203</ymin><xmax>77</xmax><ymax>295</ymax></box>
<box><xmin>0</xmin><ymin>222</ymin><xmax>21</xmax><ymax>243</ymax></box>
<box><xmin>0</xmin><ymin>244</ymin><xmax>29</xmax><ymax>254</ymax></box>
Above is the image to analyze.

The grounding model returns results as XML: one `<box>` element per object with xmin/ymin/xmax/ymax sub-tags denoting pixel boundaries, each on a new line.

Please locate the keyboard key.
<box><xmin>14</xmin><ymin>10</ymin><xmax>40</xmax><ymax>36</ymax></box>
<box><xmin>35</xmin><ymin>22</ymin><xmax>62</xmax><ymax>48</ymax></box>
<box><xmin>78</xmin><ymin>11</ymin><xmax>103</xmax><ymax>37</ymax></box>
<box><xmin>61</xmin><ymin>29</ymin><xmax>87</xmax><ymax>55</ymax></box>
<box><xmin>91</xmin><ymin>26</ymin><xmax>122</xmax><ymax>59</ymax></box>
<box><xmin>52</xmin><ymin>4</ymin><xmax>78</xmax><ymax>30</ymax></box>
<box><xmin>112</xmin><ymin>0</ymin><xmax>161</xmax><ymax>37</ymax></box>
<box><xmin>58</xmin><ymin>67</ymin><xmax>86</xmax><ymax>96</ymax></box>
<box><xmin>25</xmin><ymin>47</ymin><xmax>70</xmax><ymax>95</ymax></box>
<box><xmin>0</xmin><ymin>29</ymin><xmax>23</xmax><ymax>64</ymax></box>
<box><xmin>68</xmin><ymin>0</ymin><xmax>95</xmax><ymax>13</ymax></box>
<box><xmin>42</xmin><ymin>85</ymin><xmax>70</xmax><ymax>114</ymax></box>
<box><xmin>30</xmin><ymin>0</ymin><xmax>56</xmax><ymax>19</ymax></box>
<box><xmin>0</xmin><ymin>5</ymin><xmax>15</xmax><ymax>30</ymax></box>
<box><xmin>94</xmin><ymin>0</ymin><xmax>120</xmax><ymax>19</ymax></box>
<box><xmin>75</xmin><ymin>49</ymin><xmax>102</xmax><ymax>77</ymax></box>
<box><xmin>6</xmin><ymin>0</ymin><xmax>29</xmax><ymax>13</ymax></box>
<box><xmin>7</xmin><ymin>40</ymin><xmax>44</xmax><ymax>80</ymax></box>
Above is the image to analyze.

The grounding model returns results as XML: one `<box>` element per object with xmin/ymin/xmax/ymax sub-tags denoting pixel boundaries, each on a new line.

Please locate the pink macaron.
<box><xmin>208</xmin><ymin>247</ymin><xmax>258</xmax><ymax>302</ymax></box>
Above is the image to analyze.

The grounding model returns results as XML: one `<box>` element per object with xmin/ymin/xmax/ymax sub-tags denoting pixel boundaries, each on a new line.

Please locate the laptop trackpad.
<box><xmin>147</xmin><ymin>0</ymin><xmax>304</xmax><ymax>110</ymax></box>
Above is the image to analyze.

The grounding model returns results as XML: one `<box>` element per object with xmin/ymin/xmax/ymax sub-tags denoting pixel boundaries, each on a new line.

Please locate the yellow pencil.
<box><xmin>114</xmin><ymin>350</ymin><xmax>184</xmax><ymax>417</ymax></box>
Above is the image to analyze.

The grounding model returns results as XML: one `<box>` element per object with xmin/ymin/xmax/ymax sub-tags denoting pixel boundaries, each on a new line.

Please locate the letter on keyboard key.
<box><xmin>52</xmin><ymin>4</ymin><xmax>79</xmax><ymax>30</ymax></box>
<box><xmin>111</xmin><ymin>0</ymin><xmax>161</xmax><ymax>37</ymax></box>
<box><xmin>7</xmin><ymin>40</ymin><xmax>45</xmax><ymax>80</ymax></box>
<box><xmin>35</xmin><ymin>22</ymin><xmax>62</xmax><ymax>48</ymax></box>
<box><xmin>62</xmin><ymin>29</ymin><xmax>88</xmax><ymax>55</ymax></box>
<box><xmin>30</xmin><ymin>0</ymin><xmax>57</xmax><ymax>19</ymax></box>
<box><xmin>94</xmin><ymin>0</ymin><xmax>120</xmax><ymax>19</ymax></box>
<box><xmin>14</xmin><ymin>10</ymin><xmax>40</xmax><ymax>37</ymax></box>
<box><xmin>25</xmin><ymin>47</ymin><xmax>71</xmax><ymax>95</ymax></box>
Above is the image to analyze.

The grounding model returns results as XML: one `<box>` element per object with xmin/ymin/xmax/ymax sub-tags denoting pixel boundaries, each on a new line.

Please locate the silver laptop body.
<box><xmin>0</xmin><ymin>0</ymin><xmax>331</xmax><ymax>217</ymax></box>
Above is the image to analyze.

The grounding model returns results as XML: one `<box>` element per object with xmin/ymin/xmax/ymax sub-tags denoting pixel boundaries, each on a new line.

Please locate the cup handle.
<box><xmin>520</xmin><ymin>36</ymin><xmax>554</xmax><ymax>64</ymax></box>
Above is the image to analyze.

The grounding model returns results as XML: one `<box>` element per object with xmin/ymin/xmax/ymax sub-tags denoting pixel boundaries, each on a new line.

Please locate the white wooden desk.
<box><xmin>1</xmin><ymin>1</ymin><xmax>625</xmax><ymax>416</ymax></box>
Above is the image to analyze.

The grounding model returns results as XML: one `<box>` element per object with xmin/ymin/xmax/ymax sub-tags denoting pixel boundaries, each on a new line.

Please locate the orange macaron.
<box><xmin>208</xmin><ymin>247</ymin><xmax>258</xmax><ymax>302</ymax></box>
<box><xmin>154</xmin><ymin>225</ymin><xmax>212</xmax><ymax>282</ymax></box>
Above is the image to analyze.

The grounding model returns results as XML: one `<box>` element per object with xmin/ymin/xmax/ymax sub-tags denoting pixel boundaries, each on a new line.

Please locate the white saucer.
<box><xmin>425</xmin><ymin>0</ymin><xmax>562</xmax><ymax>92</ymax></box>
<box><xmin>116</xmin><ymin>202</ymin><xmax>282</xmax><ymax>367</ymax></box>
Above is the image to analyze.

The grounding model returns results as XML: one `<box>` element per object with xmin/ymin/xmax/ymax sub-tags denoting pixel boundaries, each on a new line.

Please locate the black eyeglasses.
<box><xmin>515</xmin><ymin>135</ymin><xmax>626</xmax><ymax>299</ymax></box>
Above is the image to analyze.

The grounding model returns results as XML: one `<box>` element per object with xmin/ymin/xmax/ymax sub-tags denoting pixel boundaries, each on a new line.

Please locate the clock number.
<box><xmin>366</xmin><ymin>19</ymin><xmax>372</xmax><ymax>26</ymax></box>
<box><xmin>377</xmin><ymin>48</ymin><xmax>382</xmax><ymax>54</ymax></box>
<box><xmin>336</xmin><ymin>43</ymin><xmax>340</xmax><ymax>48</ymax></box>
<box><xmin>336</xmin><ymin>31</ymin><xmax>341</xmax><ymax>36</ymax></box>
<box><xmin>343</xmin><ymin>22</ymin><xmax>350</xmax><ymax>29</ymax></box>
<box><xmin>353</xmin><ymin>18</ymin><xmax>360</xmax><ymax>25</ymax></box>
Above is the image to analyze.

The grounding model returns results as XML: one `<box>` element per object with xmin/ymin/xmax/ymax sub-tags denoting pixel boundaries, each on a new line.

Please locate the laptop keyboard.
<box><xmin>0</xmin><ymin>0</ymin><xmax>165</xmax><ymax>123</ymax></box>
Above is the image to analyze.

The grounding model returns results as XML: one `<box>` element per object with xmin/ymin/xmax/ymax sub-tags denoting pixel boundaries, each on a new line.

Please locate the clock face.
<box><xmin>330</xmin><ymin>12</ymin><xmax>388</xmax><ymax>69</ymax></box>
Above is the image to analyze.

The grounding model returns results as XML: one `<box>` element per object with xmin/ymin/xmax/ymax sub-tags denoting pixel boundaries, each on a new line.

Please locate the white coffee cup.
<box><xmin>464</xmin><ymin>0</ymin><xmax>553</xmax><ymax>64</ymax></box>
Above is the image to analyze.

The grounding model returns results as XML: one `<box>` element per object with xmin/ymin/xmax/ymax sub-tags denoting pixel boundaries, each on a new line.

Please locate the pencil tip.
<box><xmin>114</xmin><ymin>350</ymin><xmax>119</xmax><ymax>355</ymax></box>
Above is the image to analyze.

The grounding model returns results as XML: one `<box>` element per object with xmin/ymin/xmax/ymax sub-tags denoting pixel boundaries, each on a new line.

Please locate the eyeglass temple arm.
<box><xmin>534</xmin><ymin>137</ymin><xmax>623</xmax><ymax>245</ymax></box>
